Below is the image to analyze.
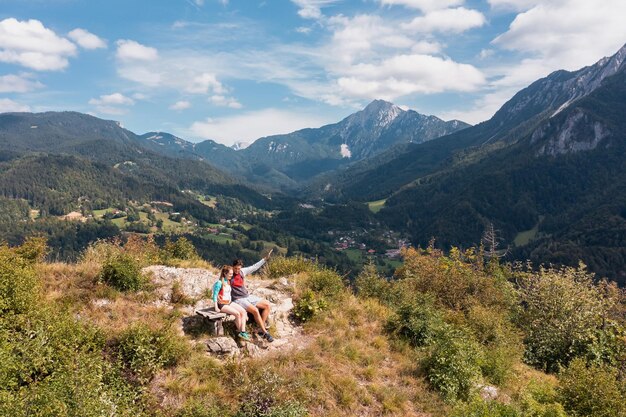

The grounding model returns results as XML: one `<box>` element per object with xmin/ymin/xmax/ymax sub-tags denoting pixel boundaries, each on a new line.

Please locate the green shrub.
<box><xmin>264</xmin><ymin>256</ymin><xmax>314</xmax><ymax>279</ymax></box>
<box><xmin>558</xmin><ymin>358</ymin><xmax>626</xmax><ymax>417</ymax></box>
<box><xmin>516</xmin><ymin>265</ymin><xmax>607</xmax><ymax>372</ymax></box>
<box><xmin>395</xmin><ymin>247</ymin><xmax>515</xmax><ymax>312</ymax></box>
<box><xmin>452</xmin><ymin>398</ymin><xmax>519</xmax><ymax>417</ymax></box>
<box><xmin>99</xmin><ymin>253</ymin><xmax>144</xmax><ymax>292</ymax></box>
<box><xmin>354</xmin><ymin>262</ymin><xmax>391</xmax><ymax>302</ymax></box>
<box><xmin>13</xmin><ymin>237</ymin><xmax>48</xmax><ymax>263</ymax></box>
<box><xmin>0</xmin><ymin>309</ymin><xmax>141</xmax><ymax>417</ymax></box>
<box><xmin>0</xmin><ymin>244</ymin><xmax>39</xmax><ymax>315</ymax></box>
<box><xmin>116</xmin><ymin>323</ymin><xmax>189</xmax><ymax>383</ymax></box>
<box><xmin>303</xmin><ymin>268</ymin><xmax>345</xmax><ymax>301</ymax></box>
<box><xmin>518</xmin><ymin>380</ymin><xmax>568</xmax><ymax>417</ymax></box>
<box><xmin>585</xmin><ymin>320</ymin><xmax>626</xmax><ymax>368</ymax></box>
<box><xmin>163</xmin><ymin>237</ymin><xmax>199</xmax><ymax>261</ymax></box>
<box><xmin>467</xmin><ymin>305</ymin><xmax>523</xmax><ymax>385</ymax></box>
<box><xmin>385</xmin><ymin>295</ymin><xmax>448</xmax><ymax>348</ymax></box>
<box><xmin>425</xmin><ymin>329</ymin><xmax>483</xmax><ymax>402</ymax></box>
<box><xmin>293</xmin><ymin>289</ymin><xmax>328</xmax><ymax>322</ymax></box>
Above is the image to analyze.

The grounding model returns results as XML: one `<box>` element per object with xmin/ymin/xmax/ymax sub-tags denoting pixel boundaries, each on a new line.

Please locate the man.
<box><xmin>231</xmin><ymin>249</ymin><xmax>274</xmax><ymax>342</ymax></box>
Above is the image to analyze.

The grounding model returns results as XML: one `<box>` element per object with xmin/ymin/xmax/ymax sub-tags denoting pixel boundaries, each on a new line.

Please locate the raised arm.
<box><xmin>241</xmin><ymin>258</ymin><xmax>266</xmax><ymax>276</ymax></box>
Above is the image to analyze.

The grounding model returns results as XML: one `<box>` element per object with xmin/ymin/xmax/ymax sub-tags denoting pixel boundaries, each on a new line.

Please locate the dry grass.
<box><xmin>37</xmin><ymin>261</ymin><xmax>174</xmax><ymax>337</ymax></box>
<box><xmin>150</xmin><ymin>292</ymin><xmax>448</xmax><ymax>417</ymax></box>
<box><xmin>35</xmin><ymin>256</ymin><xmax>501</xmax><ymax>417</ymax></box>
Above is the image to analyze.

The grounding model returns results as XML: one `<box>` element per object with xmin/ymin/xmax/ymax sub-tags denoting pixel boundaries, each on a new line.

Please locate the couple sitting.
<box><xmin>211</xmin><ymin>250</ymin><xmax>274</xmax><ymax>342</ymax></box>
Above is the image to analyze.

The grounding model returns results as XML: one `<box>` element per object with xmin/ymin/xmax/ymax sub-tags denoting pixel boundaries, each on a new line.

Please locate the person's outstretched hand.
<box><xmin>264</xmin><ymin>248</ymin><xmax>273</xmax><ymax>261</ymax></box>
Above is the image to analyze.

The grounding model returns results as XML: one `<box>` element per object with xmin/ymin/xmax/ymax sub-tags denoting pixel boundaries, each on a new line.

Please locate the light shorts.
<box><xmin>233</xmin><ymin>295</ymin><xmax>262</xmax><ymax>309</ymax></box>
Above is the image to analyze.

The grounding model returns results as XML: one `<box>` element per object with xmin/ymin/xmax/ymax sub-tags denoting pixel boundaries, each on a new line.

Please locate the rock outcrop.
<box><xmin>143</xmin><ymin>266</ymin><xmax>305</xmax><ymax>357</ymax></box>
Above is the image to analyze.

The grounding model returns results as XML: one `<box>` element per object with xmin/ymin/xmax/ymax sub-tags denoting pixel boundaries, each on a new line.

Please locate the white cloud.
<box><xmin>0</xmin><ymin>73</ymin><xmax>43</xmax><ymax>93</ymax></box>
<box><xmin>116</xmin><ymin>39</ymin><xmax>158</xmax><ymax>61</ymax></box>
<box><xmin>380</xmin><ymin>0</ymin><xmax>464</xmax><ymax>11</ymax></box>
<box><xmin>132</xmin><ymin>92</ymin><xmax>148</xmax><ymax>100</ymax></box>
<box><xmin>111</xmin><ymin>11</ymin><xmax>484</xmax><ymax>115</ymax></box>
<box><xmin>402</xmin><ymin>7</ymin><xmax>486</xmax><ymax>33</ymax></box>
<box><xmin>0</xmin><ymin>18</ymin><xmax>76</xmax><ymax>70</ymax></box>
<box><xmin>326</xmin><ymin>14</ymin><xmax>416</xmax><ymax>66</ymax></box>
<box><xmin>336</xmin><ymin>54</ymin><xmax>485</xmax><ymax>100</ymax></box>
<box><xmin>291</xmin><ymin>0</ymin><xmax>339</xmax><ymax>19</ymax></box>
<box><xmin>439</xmin><ymin>86</ymin><xmax>519</xmax><ymax>124</ymax></box>
<box><xmin>68</xmin><ymin>28</ymin><xmax>106</xmax><ymax>49</ymax></box>
<box><xmin>185</xmin><ymin>72</ymin><xmax>226</xmax><ymax>94</ymax></box>
<box><xmin>296</xmin><ymin>26</ymin><xmax>312</xmax><ymax>34</ymax></box>
<box><xmin>170</xmin><ymin>100</ymin><xmax>191</xmax><ymax>110</ymax></box>
<box><xmin>479</xmin><ymin>48</ymin><xmax>495</xmax><ymax>59</ymax></box>
<box><xmin>189</xmin><ymin>108</ymin><xmax>334</xmax><ymax>145</ymax></box>
<box><xmin>411</xmin><ymin>40</ymin><xmax>442</xmax><ymax>54</ymax></box>
<box><xmin>443</xmin><ymin>0</ymin><xmax>626</xmax><ymax>126</ymax></box>
<box><xmin>493</xmin><ymin>0</ymin><xmax>626</xmax><ymax>83</ymax></box>
<box><xmin>0</xmin><ymin>98</ymin><xmax>31</xmax><ymax>112</ymax></box>
<box><xmin>210</xmin><ymin>95</ymin><xmax>242</xmax><ymax>108</ymax></box>
<box><xmin>89</xmin><ymin>93</ymin><xmax>135</xmax><ymax>106</ymax></box>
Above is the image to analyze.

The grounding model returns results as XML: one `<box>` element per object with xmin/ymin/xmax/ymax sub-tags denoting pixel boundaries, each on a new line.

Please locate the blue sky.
<box><xmin>1</xmin><ymin>0</ymin><xmax>625</xmax><ymax>145</ymax></box>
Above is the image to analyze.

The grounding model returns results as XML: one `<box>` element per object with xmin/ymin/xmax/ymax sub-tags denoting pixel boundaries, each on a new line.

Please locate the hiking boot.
<box><xmin>263</xmin><ymin>332</ymin><xmax>274</xmax><ymax>343</ymax></box>
<box><xmin>238</xmin><ymin>331</ymin><xmax>251</xmax><ymax>341</ymax></box>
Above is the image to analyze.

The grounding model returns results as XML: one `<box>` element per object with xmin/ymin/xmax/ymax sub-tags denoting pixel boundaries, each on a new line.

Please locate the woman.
<box><xmin>212</xmin><ymin>265</ymin><xmax>251</xmax><ymax>341</ymax></box>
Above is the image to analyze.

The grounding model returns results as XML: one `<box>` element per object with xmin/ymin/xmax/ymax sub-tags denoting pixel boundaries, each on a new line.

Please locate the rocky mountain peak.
<box><xmin>359</xmin><ymin>99</ymin><xmax>404</xmax><ymax>127</ymax></box>
<box><xmin>231</xmin><ymin>141</ymin><xmax>250</xmax><ymax>151</ymax></box>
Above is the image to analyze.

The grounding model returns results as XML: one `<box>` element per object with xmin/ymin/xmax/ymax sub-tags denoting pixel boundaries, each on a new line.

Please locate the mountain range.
<box><xmin>328</xmin><ymin>43</ymin><xmax>626</xmax><ymax>284</ymax></box>
<box><xmin>1</xmin><ymin>43</ymin><xmax>625</xmax><ymax>283</ymax></box>
<box><xmin>139</xmin><ymin>101</ymin><xmax>469</xmax><ymax>189</ymax></box>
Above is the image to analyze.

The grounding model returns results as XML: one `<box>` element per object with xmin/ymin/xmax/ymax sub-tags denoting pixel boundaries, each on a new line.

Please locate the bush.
<box><xmin>354</xmin><ymin>262</ymin><xmax>391</xmax><ymax>302</ymax></box>
<box><xmin>0</xmin><ymin>309</ymin><xmax>141</xmax><ymax>417</ymax></box>
<box><xmin>264</xmin><ymin>256</ymin><xmax>314</xmax><ymax>279</ymax></box>
<box><xmin>585</xmin><ymin>319</ymin><xmax>626</xmax><ymax>368</ymax></box>
<box><xmin>518</xmin><ymin>380</ymin><xmax>568</xmax><ymax>417</ymax></box>
<box><xmin>13</xmin><ymin>237</ymin><xmax>48</xmax><ymax>263</ymax></box>
<box><xmin>115</xmin><ymin>323</ymin><xmax>189</xmax><ymax>383</ymax></box>
<box><xmin>99</xmin><ymin>253</ymin><xmax>144</xmax><ymax>292</ymax></box>
<box><xmin>385</xmin><ymin>295</ymin><xmax>448</xmax><ymax>348</ymax></box>
<box><xmin>516</xmin><ymin>265</ymin><xmax>607</xmax><ymax>372</ymax></box>
<box><xmin>163</xmin><ymin>237</ymin><xmax>199</xmax><ymax>261</ymax></box>
<box><xmin>0</xmin><ymin>244</ymin><xmax>39</xmax><ymax>315</ymax></box>
<box><xmin>425</xmin><ymin>329</ymin><xmax>483</xmax><ymax>402</ymax></box>
<box><xmin>303</xmin><ymin>268</ymin><xmax>345</xmax><ymax>301</ymax></box>
<box><xmin>558</xmin><ymin>358</ymin><xmax>626</xmax><ymax>417</ymax></box>
<box><xmin>467</xmin><ymin>305</ymin><xmax>523</xmax><ymax>385</ymax></box>
<box><xmin>452</xmin><ymin>398</ymin><xmax>520</xmax><ymax>417</ymax></box>
<box><xmin>293</xmin><ymin>289</ymin><xmax>328</xmax><ymax>322</ymax></box>
<box><xmin>394</xmin><ymin>247</ymin><xmax>515</xmax><ymax>312</ymax></box>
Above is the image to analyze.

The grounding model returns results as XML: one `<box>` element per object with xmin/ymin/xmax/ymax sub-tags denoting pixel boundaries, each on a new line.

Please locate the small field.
<box><xmin>198</xmin><ymin>195</ymin><xmax>217</xmax><ymax>208</ymax></box>
<box><xmin>514</xmin><ymin>216</ymin><xmax>544</xmax><ymax>247</ymax></box>
<box><xmin>344</xmin><ymin>248</ymin><xmax>364</xmax><ymax>262</ymax></box>
<box><xmin>367</xmin><ymin>199</ymin><xmax>386</xmax><ymax>213</ymax></box>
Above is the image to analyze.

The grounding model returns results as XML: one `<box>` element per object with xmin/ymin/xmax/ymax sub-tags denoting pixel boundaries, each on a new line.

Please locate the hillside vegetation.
<box><xmin>1</xmin><ymin>237</ymin><xmax>625</xmax><ymax>417</ymax></box>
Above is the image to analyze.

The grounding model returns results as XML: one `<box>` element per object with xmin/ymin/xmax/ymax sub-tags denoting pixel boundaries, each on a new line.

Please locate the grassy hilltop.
<box><xmin>1</xmin><ymin>237</ymin><xmax>625</xmax><ymax>417</ymax></box>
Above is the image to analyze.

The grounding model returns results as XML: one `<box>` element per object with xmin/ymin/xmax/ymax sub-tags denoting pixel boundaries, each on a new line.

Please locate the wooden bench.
<box><xmin>195</xmin><ymin>308</ymin><xmax>235</xmax><ymax>336</ymax></box>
